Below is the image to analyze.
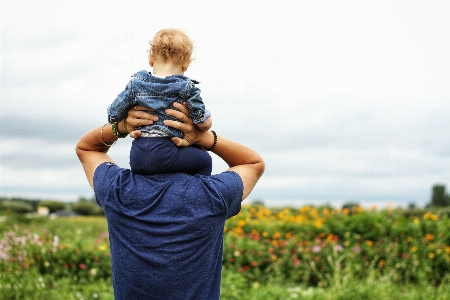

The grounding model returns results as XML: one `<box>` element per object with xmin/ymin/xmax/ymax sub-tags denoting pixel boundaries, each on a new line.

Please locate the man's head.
<box><xmin>149</xmin><ymin>28</ymin><xmax>194</xmax><ymax>72</ymax></box>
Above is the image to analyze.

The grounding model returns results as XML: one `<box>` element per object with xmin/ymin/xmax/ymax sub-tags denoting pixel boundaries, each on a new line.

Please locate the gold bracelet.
<box><xmin>100</xmin><ymin>123</ymin><xmax>117</xmax><ymax>147</ymax></box>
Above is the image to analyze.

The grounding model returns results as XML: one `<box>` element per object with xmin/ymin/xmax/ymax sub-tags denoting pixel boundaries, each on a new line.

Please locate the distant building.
<box><xmin>37</xmin><ymin>206</ymin><xmax>50</xmax><ymax>216</ymax></box>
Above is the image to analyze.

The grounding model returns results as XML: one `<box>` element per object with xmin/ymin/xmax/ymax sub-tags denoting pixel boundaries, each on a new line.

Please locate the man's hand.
<box><xmin>164</xmin><ymin>102</ymin><xmax>206</xmax><ymax>147</ymax></box>
<box><xmin>125</xmin><ymin>105</ymin><xmax>158</xmax><ymax>138</ymax></box>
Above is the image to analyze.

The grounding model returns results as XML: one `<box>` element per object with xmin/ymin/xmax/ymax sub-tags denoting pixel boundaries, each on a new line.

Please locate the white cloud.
<box><xmin>1</xmin><ymin>1</ymin><xmax>449</xmax><ymax>207</ymax></box>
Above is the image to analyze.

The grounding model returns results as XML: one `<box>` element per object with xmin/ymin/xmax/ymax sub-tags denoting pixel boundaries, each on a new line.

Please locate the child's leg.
<box><xmin>130</xmin><ymin>137</ymin><xmax>212</xmax><ymax>175</ymax></box>
<box><xmin>130</xmin><ymin>137</ymin><xmax>174</xmax><ymax>175</ymax></box>
<box><xmin>168</xmin><ymin>145</ymin><xmax>212</xmax><ymax>176</ymax></box>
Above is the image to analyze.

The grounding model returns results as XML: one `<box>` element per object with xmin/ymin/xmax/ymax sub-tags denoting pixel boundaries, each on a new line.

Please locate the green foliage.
<box><xmin>341</xmin><ymin>201</ymin><xmax>360</xmax><ymax>210</ymax></box>
<box><xmin>223</xmin><ymin>205</ymin><xmax>450</xmax><ymax>288</ymax></box>
<box><xmin>70</xmin><ymin>202</ymin><xmax>104</xmax><ymax>216</ymax></box>
<box><xmin>0</xmin><ymin>197</ymin><xmax>40</xmax><ymax>212</ymax></box>
<box><xmin>1</xmin><ymin>206</ymin><xmax>450</xmax><ymax>299</ymax></box>
<box><xmin>0</xmin><ymin>216</ymin><xmax>112</xmax><ymax>299</ymax></box>
<box><xmin>430</xmin><ymin>184</ymin><xmax>450</xmax><ymax>207</ymax></box>
<box><xmin>38</xmin><ymin>200</ymin><xmax>67</xmax><ymax>213</ymax></box>
<box><xmin>0</xmin><ymin>200</ymin><xmax>34</xmax><ymax>214</ymax></box>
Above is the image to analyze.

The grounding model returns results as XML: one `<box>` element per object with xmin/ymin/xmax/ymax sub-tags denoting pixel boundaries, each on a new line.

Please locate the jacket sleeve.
<box><xmin>107</xmin><ymin>80</ymin><xmax>137</xmax><ymax>123</ymax></box>
<box><xmin>186</xmin><ymin>82</ymin><xmax>211</xmax><ymax>125</ymax></box>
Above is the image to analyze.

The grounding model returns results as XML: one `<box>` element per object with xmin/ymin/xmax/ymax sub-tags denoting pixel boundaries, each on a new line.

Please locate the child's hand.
<box><xmin>196</xmin><ymin>116</ymin><xmax>212</xmax><ymax>132</ymax></box>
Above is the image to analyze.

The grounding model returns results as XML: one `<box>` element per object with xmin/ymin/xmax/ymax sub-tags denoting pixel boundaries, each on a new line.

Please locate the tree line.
<box><xmin>0</xmin><ymin>196</ymin><xmax>103</xmax><ymax>216</ymax></box>
<box><xmin>1</xmin><ymin>184</ymin><xmax>449</xmax><ymax>216</ymax></box>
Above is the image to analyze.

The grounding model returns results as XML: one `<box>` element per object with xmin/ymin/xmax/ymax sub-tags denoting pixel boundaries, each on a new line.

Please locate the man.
<box><xmin>76</xmin><ymin>103</ymin><xmax>264</xmax><ymax>299</ymax></box>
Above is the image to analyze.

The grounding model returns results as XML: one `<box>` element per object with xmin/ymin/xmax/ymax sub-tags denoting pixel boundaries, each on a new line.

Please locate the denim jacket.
<box><xmin>108</xmin><ymin>70</ymin><xmax>211</xmax><ymax>138</ymax></box>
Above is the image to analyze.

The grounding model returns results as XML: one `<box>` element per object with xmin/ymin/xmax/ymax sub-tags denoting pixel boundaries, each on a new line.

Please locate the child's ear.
<box><xmin>149</xmin><ymin>54</ymin><xmax>154</xmax><ymax>67</ymax></box>
<box><xmin>181</xmin><ymin>60</ymin><xmax>191</xmax><ymax>72</ymax></box>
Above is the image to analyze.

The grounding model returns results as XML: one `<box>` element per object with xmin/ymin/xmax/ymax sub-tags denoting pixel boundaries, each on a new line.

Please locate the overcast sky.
<box><xmin>1</xmin><ymin>1</ymin><xmax>449</xmax><ymax>208</ymax></box>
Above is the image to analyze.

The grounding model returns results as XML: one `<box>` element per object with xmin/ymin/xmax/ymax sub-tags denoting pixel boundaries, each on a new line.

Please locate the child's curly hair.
<box><xmin>149</xmin><ymin>28</ymin><xmax>194</xmax><ymax>64</ymax></box>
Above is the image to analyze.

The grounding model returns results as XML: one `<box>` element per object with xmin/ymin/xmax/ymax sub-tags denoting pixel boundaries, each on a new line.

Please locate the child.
<box><xmin>107</xmin><ymin>28</ymin><xmax>213</xmax><ymax>176</ymax></box>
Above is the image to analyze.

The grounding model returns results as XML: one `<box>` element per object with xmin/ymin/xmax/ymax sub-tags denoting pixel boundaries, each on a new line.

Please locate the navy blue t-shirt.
<box><xmin>94</xmin><ymin>162</ymin><xmax>243</xmax><ymax>300</ymax></box>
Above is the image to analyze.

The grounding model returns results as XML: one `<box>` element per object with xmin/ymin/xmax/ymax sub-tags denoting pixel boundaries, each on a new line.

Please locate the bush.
<box><xmin>70</xmin><ymin>202</ymin><xmax>104</xmax><ymax>216</ymax></box>
<box><xmin>38</xmin><ymin>201</ymin><xmax>67</xmax><ymax>213</ymax></box>
<box><xmin>0</xmin><ymin>200</ymin><xmax>34</xmax><ymax>213</ymax></box>
<box><xmin>223</xmin><ymin>205</ymin><xmax>450</xmax><ymax>287</ymax></box>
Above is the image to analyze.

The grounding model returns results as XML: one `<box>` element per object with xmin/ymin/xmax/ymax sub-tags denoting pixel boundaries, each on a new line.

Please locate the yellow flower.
<box><xmin>366</xmin><ymin>240</ymin><xmax>374</xmax><ymax>247</ymax></box>
<box><xmin>411</xmin><ymin>247</ymin><xmax>418</xmax><ymax>253</ymax></box>
<box><xmin>315</xmin><ymin>219</ymin><xmax>323</xmax><ymax>228</ymax></box>
<box><xmin>237</xmin><ymin>220</ymin><xmax>246</xmax><ymax>227</ymax></box>
<box><xmin>407</xmin><ymin>237</ymin><xmax>413</xmax><ymax>243</ymax></box>
<box><xmin>428</xmin><ymin>252</ymin><xmax>435</xmax><ymax>259</ymax></box>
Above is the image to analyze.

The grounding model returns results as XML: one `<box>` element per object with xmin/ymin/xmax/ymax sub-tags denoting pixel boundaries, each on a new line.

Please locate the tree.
<box><xmin>71</xmin><ymin>201</ymin><xmax>104</xmax><ymax>216</ymax></box>
<box><xmin>0</xmin><ymin>200</ymin><xmax>34</xmax><ymax>213</ymax></box>
<box><xmin>430</xmin><ymin>184</ymin><xmax>450</xmax><ymax>207</ymax></box>
<box><xmin>39</xmin><ymin>200</ymin><xmax>66</xmax><ymax>213</ymax></box>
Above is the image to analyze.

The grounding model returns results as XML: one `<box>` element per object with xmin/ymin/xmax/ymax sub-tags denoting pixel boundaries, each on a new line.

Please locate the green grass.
<box><xmin>1</xmin><ymin>211</ymin><xmax>449</xmax><ymax>299</ymax></box>
<box><xmin>220</xmin><ymin>269</ymin><xmax>450</xmax><ymax>300</ymax></box>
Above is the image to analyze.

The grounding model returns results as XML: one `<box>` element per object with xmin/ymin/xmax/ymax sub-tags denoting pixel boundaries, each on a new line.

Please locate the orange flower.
<box><xmin>326</xmin><ymin>234</ymin><xmax>335</xmax><ymax>243</ymax></box>
<box><xmin>425</xmin><ymin>234</ymin><xmax>434</xmax><ymax>241</ymax></box>
<box><xmin>272</xmin><ymin>232</ymin><xmax>281</xmax><ymax>239</ymax></box>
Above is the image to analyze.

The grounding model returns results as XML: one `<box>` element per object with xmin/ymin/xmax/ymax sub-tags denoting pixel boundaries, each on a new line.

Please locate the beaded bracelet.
<box><xmin>100</xmin><ymin>123</ymin><xmax>117</xmax><ymax>147</ymax></box>
<box><xmin>112</xmin><ymin>122</ymin><xmax>128</xmax><ymax>138</ymax></box>
<box><xmin>204</xmin><ymin>130</ymin><xmax>217</xmax><ymax>151</ymax></box>
<box><xmin>122</xmin><ymin>118</ymin><xmax>130</xmax><ymax>134</ymax></box>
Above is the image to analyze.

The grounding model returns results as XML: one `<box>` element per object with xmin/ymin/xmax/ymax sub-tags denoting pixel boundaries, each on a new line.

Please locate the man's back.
<box><xmin>94</xmin><ymin>162</ymin><xmax>243</xmax><ymax>300</ymax></box>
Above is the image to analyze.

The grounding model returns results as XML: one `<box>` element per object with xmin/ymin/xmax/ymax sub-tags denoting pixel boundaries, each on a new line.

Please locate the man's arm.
<box><xmin>164</xmin><ymin>103</ymin><xmax>265</xmax><ymax>200</ymax></box>
<box><xmin>75</xmin><ymin>107</ymin><xmax>158</xmax><ymax>188</ymax></box>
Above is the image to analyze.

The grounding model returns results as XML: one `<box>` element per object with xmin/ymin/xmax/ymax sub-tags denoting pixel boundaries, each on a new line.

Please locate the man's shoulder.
<box><xmin>196</xmin><ymin>171</ymin><xmax>243</xmax><ymax>195</ymax></box>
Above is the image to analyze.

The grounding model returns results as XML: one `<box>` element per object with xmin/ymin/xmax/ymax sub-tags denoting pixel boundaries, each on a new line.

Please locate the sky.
<box><xmin>1</xmin><ymin>1</ymin><xmax>449</xmax><ymax>209</ymax></box>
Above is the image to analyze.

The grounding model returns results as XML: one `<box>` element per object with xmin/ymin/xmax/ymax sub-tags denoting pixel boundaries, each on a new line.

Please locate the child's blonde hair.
<box><xmin>149</xmin><ymin>28</ymin><xmax>194</xmax><ymax>64</ymax></box>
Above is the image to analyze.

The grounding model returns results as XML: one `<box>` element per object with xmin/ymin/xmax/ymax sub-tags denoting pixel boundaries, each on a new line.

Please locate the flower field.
<box><xmin>222</xmin><ymin>205</ymin><xmax>450</xmax><ymax>290</ymax></box>
<box><xmin>1</xmin><ymin>204</ymin><xmax>450</xmax><ymax>299</ymax></box>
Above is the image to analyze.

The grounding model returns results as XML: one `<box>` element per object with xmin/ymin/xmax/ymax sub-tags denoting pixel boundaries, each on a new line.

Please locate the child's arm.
<box><xmin>186</xmin><ymin>82</ymin><xmax>212</xmax><ymax>127</ymax></box>
<box><xmin>196</xmin><ymin>116</ymin><xmax>212</xmax><ymax>132</ymax></box>
<box><xmin>108</xmin><ymin>79</ymin><xmax>136</xmax><ymax>123</ymax></box>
